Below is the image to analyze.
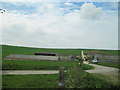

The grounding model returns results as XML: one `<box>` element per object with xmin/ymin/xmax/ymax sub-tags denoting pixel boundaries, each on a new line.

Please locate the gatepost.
<box><xmin>58</xmin><ymin>67</ymin><xmax>64</xmax><ymax>88</ymax></box>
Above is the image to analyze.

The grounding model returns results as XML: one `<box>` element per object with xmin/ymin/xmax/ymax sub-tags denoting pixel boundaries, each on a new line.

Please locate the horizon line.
<box><xmin>1</xmin><ymin>44</ymin><xmax>118</xmax><ymax>50</ymax></box>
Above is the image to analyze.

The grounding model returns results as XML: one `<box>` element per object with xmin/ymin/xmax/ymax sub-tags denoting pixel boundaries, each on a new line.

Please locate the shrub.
<box><xmin>64</xmin><ymin>65</ymin><xmax>115</xmax><ymax>88</ymax></box>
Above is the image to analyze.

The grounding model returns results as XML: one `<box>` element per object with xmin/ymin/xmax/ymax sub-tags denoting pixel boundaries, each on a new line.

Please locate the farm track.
<box><xmin>2</xmin><ymin>70</ymin><xmax>60</xmax><ymax>75</ymax></box>
<box><xmin>2</xmin><ymin>64</ymin><xmax>118</xmax><ymax>75</ymax></box>
<box><xmin>85</xmin><ymin>64</ymin><xmax>119</xmax><ymax>85</ymax></box>
<box><xmin>85</xmin><ymin>64</ymin><xmax>119</xmax><ymax>74</ymax></box>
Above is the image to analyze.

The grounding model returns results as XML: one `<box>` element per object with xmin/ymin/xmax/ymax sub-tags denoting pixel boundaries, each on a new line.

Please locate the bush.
<box><xmin>64</xmin><ymin>65</ymin><xmax>116</xmax><ymax>88</ymax></box>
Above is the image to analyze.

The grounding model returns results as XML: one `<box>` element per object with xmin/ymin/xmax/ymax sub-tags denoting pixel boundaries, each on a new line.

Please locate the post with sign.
<box><xmin>58</xmin><ymin>67</ymin><xmax>64</xmax><ymax>88</ymax></box>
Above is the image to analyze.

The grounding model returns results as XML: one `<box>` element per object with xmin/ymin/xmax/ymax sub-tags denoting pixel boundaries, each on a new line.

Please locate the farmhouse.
<box><xmin>5</xmin><ymin>54</ymin><xmax>59</xmax><ymax>61</ymax></box>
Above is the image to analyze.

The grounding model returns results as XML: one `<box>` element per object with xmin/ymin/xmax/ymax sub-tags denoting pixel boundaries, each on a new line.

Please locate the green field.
<box><xmin>2</xmin><ymin>74</ymin><xmax>58</xmax><ymax>88</ymax></box>
<box><xmin>1</xmin><ymin>45</ymin><xmax>118</xmax><ymax>70</ymax></box>
<box><xmin>2</xmin><ymin>60</ymin><xmax>94</xmax><ymax>70</ymax></box>
<box><xmin>1</xmin><ymin>45</ymin><xmax>118</xmax><ymax>59</ymax></box>
<box><xmin>1</xmin><ymin>45</ymin><xmax>95</xmax><ymax>70</ymax></box>
<box><xmin>1</xmin><ymin>45</ymin><xmax>119</xmax><ymax>88</ymax></box>
<box><xmin>2</xmin><ymin>67</ymin><xmax>118</xmax><ymax>88</ymax></box>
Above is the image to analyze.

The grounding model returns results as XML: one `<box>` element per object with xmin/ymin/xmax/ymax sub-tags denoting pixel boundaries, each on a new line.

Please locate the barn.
<box><xmin>5</xmin><ymin>54</ymin><xmax>59</xmax><ymax>61</ymax></box>
<box><xmin>34</xmin><ymin>52</ymin><xmax>57</xmax><ymax>56</ymax></box>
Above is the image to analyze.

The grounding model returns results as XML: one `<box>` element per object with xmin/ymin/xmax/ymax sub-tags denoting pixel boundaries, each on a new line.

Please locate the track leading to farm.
<box><xmin>2</xmin><ymin>70</ymin><xmax>59</xmax><ymax>75</ymax></box>
<box><xmin>85</xmin><ymin>64</ymin><xmax>119</xmax><ymax>85</ymax></box>
<box><xmin>3</xmin><ymin>64</ymin><xmax>118</xmax><ymax>75</ymax></box>
<box><xmin>85</xmin><ymin>64</ymin><xmax>118</xmax><ymax>74</ymax></box>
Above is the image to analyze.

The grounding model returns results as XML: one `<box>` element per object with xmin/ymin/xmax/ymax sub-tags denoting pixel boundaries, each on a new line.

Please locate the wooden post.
<box><xmin>58</xmin><ymin>67</ymin><xmax>64</xmax><ymax>88</ymax></box>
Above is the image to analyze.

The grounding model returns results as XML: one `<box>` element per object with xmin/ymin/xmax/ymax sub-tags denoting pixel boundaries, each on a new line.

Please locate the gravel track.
<box><xmin>2</xmin><ymin>70</ymin><xmax>59</xmax><ymax>75</ymax></box>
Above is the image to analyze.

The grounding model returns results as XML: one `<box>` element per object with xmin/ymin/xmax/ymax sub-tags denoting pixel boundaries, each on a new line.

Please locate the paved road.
<box><xmin>2</xmin><ymin>70</ymin><xmax>59</xmax><ymax>75</ymax></box>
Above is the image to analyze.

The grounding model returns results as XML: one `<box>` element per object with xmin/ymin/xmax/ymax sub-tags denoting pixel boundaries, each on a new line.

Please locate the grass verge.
<box><xmin>97</xmin><ymin>63</ymin><xmax>119</xmax><ymax>69</ymax></box>
<box><xmin>2</xmin><ymin>64</ymin><xmax>118</xmax><ymax>88</ymax></box>
<box><xmin>91</xmin><ymin>73</ymin><xmax>119</xmax><ymax>87</ymax></box>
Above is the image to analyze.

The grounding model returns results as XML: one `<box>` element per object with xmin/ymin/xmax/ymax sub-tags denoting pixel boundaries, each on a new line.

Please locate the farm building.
<box><xmin>4</xmin><ymin>54</ymin><xmax>59</xmax><ymax>61</ymax></box>
<box><xmin>34</xmin><ymin>52</ymin><xmax>57</xmax><ymax>56</ymax></box>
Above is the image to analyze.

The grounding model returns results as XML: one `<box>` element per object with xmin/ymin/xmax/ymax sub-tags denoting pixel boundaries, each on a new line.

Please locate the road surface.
<box><xmin>85</xmin><ymin>64</ymin><xmax>119</xmax><ymax>74</ymax></box>
<box><xmin>2</xmin><ymin>70</ymin><xmax>59</xmax><ymax>75</ymax></box>
<box><xmin>85</xmin><ymin>64</ymin><xmax>119</xmax><ymax>85</ymax></box>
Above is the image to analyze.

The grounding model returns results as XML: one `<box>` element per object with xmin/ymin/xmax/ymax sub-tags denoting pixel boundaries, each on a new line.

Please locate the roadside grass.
<box><xmin>81</xmin><ymin>63</ymin><xmax>94</xmax><ymax>70</ymax></box>
<box><xmin>2</xmin><ymin>65</ymin><xmax>117</xmax><ymax>88</ymax></box>
<box><xmin>91</xmin><ymin>73</ymin><xmax>119</xmax><ymax>87</ymax></box>
<box><xmin>2</xmin><ymin>74</ymin><xmax>58</xmax><ymax>88</ymax></box>
<box><xmin>96</xmin><ymin>63</ymin><xmax>119</xmax><ymax>69</ymax></box>
<box><xmin>2</xmin><ymin>60</ymin><xmax>94</xmax><ymax>70</ymax></box>
<box><xmin>64</xmin><ymin>66</ymin><xmax>118</xmax><ymax>88</ymax></box>
<box><xmin>2</xmin><ymin>64</ymin><xmax>118</xmax><ymax>88</ymax></box>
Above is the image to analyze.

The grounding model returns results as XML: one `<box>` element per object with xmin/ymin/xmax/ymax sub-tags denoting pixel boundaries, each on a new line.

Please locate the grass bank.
<box><xmin>64</xmin><ymin>65</ymin><xmax>118</xmax><ymax>88</ymax></box>
<box><xmin>2</xmin><ymin>60</ymin><xmax>94</xmax><ymax>70</ymax></box>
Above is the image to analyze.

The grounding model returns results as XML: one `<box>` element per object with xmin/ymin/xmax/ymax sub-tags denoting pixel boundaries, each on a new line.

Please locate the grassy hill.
<box><xmin>1</xmin><ymin>45</ymin><xmax>118</xmax><ymax>59</ymax></box>
<box><xmin>1</xmin><ymin>45</ymin><xmax>94</xmax><ymax>70</ymax></box>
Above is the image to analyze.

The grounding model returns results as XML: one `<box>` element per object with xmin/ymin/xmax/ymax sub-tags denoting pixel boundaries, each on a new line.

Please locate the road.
<box><xmin>85</xmin><ymin>64</ymin><xmax>119</xmax><ymax>74</ymax></box>
<box><xmin>2</xmin><ymin>70</ymin><xmax>59</xmax><ymax>75</ymax></box>
<box><xmin>85</xmin><ymin>64</ymin><xmax>119</xmax><ymax>85</ymax></box>
<box><xmin>2</xmin><ymin>64</ymin><xmax>118</xmax><ymax>75</ymax></box>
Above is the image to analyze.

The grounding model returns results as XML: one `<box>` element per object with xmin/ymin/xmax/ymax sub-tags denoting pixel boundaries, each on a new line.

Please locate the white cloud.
<box><xmin>80</xmin><ymin>3</ymin><xmax>102</xmax><ymax>20</ymax></box>
<box><xmin>64</xmin><ymin>2</ymin><xmax>73</xmax><ymax>6</ymax></box>
<box><xmin>1</xmin><ymin>3</ymin><xmax>118</xmax><ymax>50</ymax></box>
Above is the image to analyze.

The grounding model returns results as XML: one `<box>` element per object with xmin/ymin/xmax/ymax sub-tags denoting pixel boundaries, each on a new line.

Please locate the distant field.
<box><xmin>1</xmin><ymin>45</ymin><xmax>118</xmax><ymax>59</ymax></box>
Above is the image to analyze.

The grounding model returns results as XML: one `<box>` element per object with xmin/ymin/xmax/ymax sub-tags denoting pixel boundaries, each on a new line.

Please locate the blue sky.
<box><xmin>0</xmin><ymin>1</ymin><xmax>118</xmax><ymax>50</ymax></box>
<box><xmin>1</xmin><ymin>2</ymin><xmax>118</xmax><ymax>15</ymax></box>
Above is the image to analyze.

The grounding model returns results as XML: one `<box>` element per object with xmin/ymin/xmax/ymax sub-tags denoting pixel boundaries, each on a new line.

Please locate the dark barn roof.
<box><xmin>34</xmin><ymin>52</ymin><xmax>57</xmax><ymax>56</ymax></box>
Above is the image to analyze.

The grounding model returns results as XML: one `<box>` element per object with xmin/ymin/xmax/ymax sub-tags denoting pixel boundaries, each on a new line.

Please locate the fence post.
<box><xmin>58</xmin><ymin>67</ymin><xmax>64</xmax><ymax>88</ymax></box>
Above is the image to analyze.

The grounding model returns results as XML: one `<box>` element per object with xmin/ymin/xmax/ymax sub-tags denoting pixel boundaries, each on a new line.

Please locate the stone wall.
<box><xmin>97</xmin><ymin>55</ymin><xmax>119</xmax><ymax>64</ymax></box>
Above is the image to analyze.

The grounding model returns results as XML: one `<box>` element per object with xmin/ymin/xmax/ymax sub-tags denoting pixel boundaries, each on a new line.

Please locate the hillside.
<box><xmin>1</xmin><ymin>45</ymin><xmax>118</xmax><ymax>59</ymax></box>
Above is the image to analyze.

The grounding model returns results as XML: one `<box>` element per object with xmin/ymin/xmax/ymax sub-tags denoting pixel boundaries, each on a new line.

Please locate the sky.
<box><xmin>0</xmin><ymin>1</ymin><xmax>118</xmax><ymax>50</ymax></box>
